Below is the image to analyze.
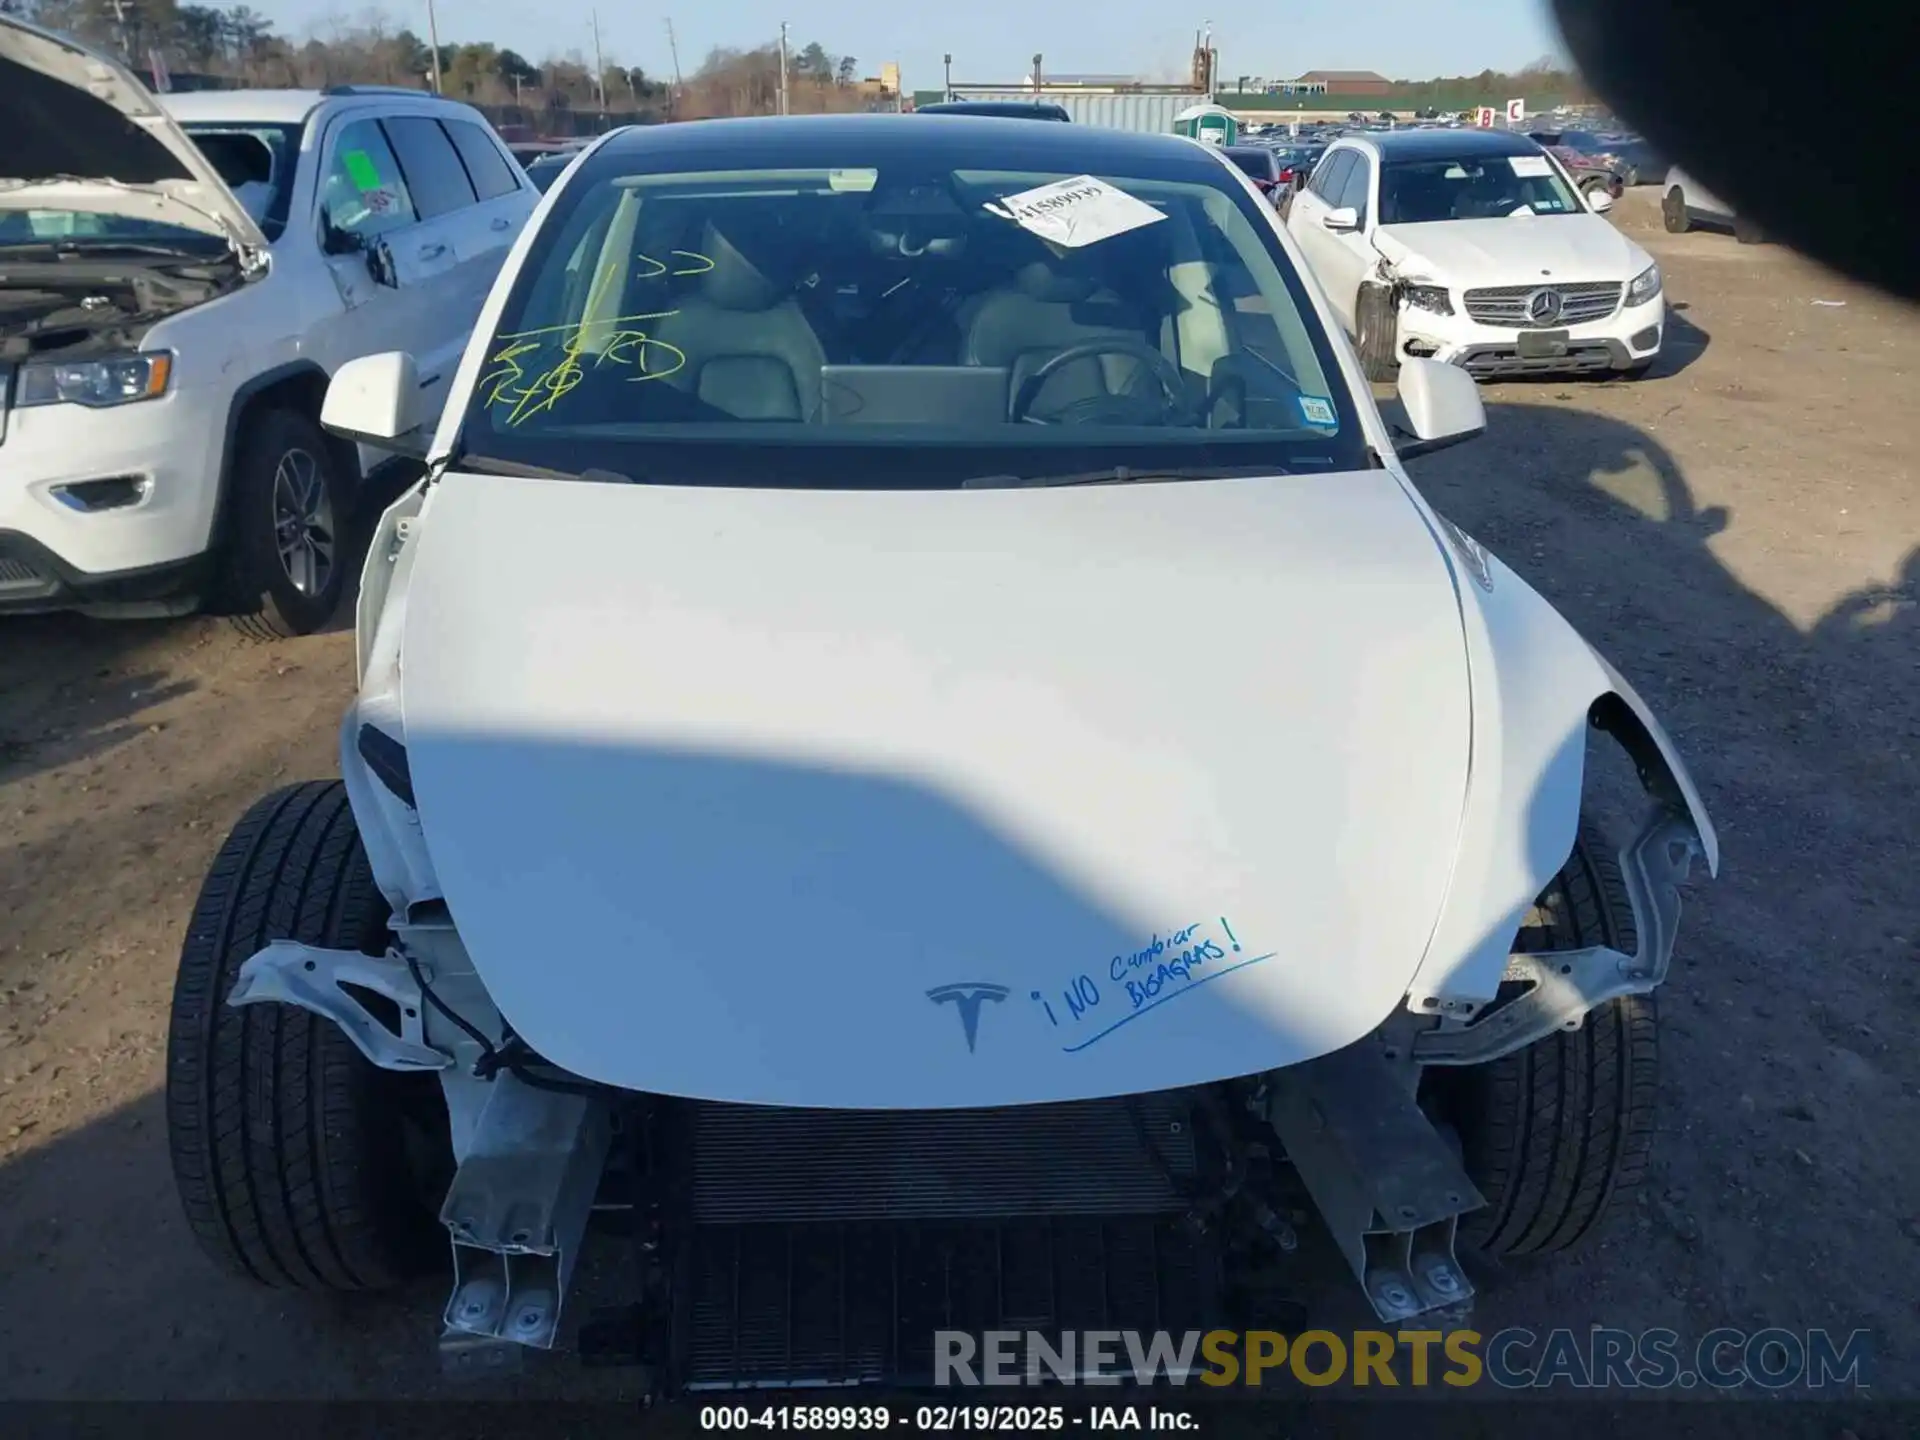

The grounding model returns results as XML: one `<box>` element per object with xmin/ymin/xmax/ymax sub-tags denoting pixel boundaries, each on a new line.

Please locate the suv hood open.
<box><xmin>0</xmin><ymin>15</ymin><xmax>268</xmax><ymax>263</ymax></box>
<box><xmin>396</xmin><ymin>469</ymin><xmax>1475</xmax><ymax>1109</ymax></box>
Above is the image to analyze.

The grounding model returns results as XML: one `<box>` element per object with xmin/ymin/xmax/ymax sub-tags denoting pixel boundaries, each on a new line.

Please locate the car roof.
<box><xmin>162</xmin><ymin>89</ymin><xmax>328</xmax><ymax>125</ymax></box>
<box><xmin>161</xmin><ymin>86</ymin><xmax>475</xmax><ymax>127</ymax></box>
<box><xmin>590</xmin><ymin>112</ymin><xmax>1221</xmax><ymax>175</ymax></box>
<box><xmin>1352</xmin><ymin>128</ymin><xmax>1544</xmax><ymax>161</ymax></box>
<box><xmin>917</xmin><ymin>100</ymin><xmax>1070</xmax><ymax>119</ymax></box>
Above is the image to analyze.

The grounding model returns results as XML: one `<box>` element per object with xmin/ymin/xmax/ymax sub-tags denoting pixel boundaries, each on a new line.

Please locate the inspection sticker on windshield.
<box><xmin>1298</xmin><ymin>395</ymin><xmax>1337</xmax><ymax>426</ymax></box>
<box><xmin>1508</xmin><ymin>155</ymin><xmax>1553</xmax><ymax>178</ymax></box>
<box><xmin>984</xmin><ymin>175</ymin><xmax>1167</xmax><ymax>248</ymax></box>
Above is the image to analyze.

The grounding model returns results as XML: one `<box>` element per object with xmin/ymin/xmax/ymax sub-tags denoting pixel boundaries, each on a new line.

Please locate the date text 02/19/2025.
<box><xmin>1033</xmin><ymin>917</ymin><xmax>1278</xmax><ymax>1053</ymax></box>
<box><xmin>698</xmin><ymin>1404</ymin><xmax>1200</xmax><ymax>1431</ymax></box>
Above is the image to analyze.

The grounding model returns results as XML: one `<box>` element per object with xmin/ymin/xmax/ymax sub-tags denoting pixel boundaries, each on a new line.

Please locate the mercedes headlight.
<box><xmin>1402</xmin><ymin>284</ymin><xmax>1454</xmax><ymax>316</ymax></box>
<box><xmin>1627</xmin><ymin>263</ymin><xmax>1662</xmax><ymax>305</ymax></box>
<box><xmin>16</xmin><ymin>352</ymin><xmax>173</xmax><ymax>409</ymax></box>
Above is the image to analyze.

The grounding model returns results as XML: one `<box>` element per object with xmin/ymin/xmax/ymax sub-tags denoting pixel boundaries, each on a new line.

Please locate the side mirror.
<box><xmin>1391</xmin><ymin>357</ymin><xmax>1485</xmax><ymax>461</ymax></box>
<box><xmin>1322</xmin><ymin>206</ymin><xmax>1360</xmax><ymax>232</ymax></box>
<box><xmin>321</xmin><ymin>351</ymin><xmax>430</xmax><ymax>458</ymax></box>
<box><xmin>321</xmin><ymin>220</ymin><xmax>361</xmax><ymax>257</ymax></box>
<box><xmin>1587</xmin><ymin>187</ymin><xmax>1616</xmax><ymax>214</ymax></box>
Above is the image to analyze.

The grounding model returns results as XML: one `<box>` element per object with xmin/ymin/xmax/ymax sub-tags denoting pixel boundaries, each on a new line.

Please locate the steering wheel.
<box><xmin>1010</xmin><ymin>338</ymin><xmax>1188</xmax><ymax>425</ymax></box>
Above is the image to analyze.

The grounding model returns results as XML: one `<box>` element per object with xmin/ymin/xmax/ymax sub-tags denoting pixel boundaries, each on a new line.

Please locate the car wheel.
<box><xmin>220</xmin><ymin>409</ymin><xmax>348</xmax><ymax>640</ymax></box>
<box><xmin>1661</xmin><ymin>187</ymin><xmax>1691</xmax><ymax>233</ymax></box>
<box><xmin>166</xmin><ymin>780</ymin><xmax>450</xmax><ymax>1290</ymax></box>
<box><xmin>1621</xmin><ymin>165</ymin><xmax>1640</xmax><ymax>188</ymax></box>
<box><xmin>1423</xmin><ymin>817</ymin><xmax>1657</xmax><ymax>1257</ymax></box>
<box><xmin>1354</xmin><ymin>281</ymin><xmax>1400</xmax><ymax>384</ymax></box>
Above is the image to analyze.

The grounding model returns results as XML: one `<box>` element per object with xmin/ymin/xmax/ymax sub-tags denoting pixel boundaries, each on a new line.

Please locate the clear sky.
<box><xmin>263</xmin><ymin>0</ymin><xmax>1567</xmax><ymax>91</ymax></box>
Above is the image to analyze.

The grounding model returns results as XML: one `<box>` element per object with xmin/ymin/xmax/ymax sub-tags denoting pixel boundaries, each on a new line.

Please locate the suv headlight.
<box><xmin>1626</xmin><ymin>263</ymin><xmax>1662</xmax><ymax>305</ymax></box>
<box><xmin>1402</xmin><ymin>284</ymin><xmax>1454</xmax><ymax>316</ymax></box>
<box><xmin>15</xmin><ymin>352</ymin><xmax>173</xmax><ymax>409</ymax></box>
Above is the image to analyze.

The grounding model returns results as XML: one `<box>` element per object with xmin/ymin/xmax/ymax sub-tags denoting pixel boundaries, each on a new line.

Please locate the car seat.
<box><xmin>644</xmin><ymin>218</ymin><xmax>828</xmax><ymax>421</ymax></box>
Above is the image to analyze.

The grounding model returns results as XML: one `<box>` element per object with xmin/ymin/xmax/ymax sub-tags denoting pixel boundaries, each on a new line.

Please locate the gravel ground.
<box><xmin>1</xmin><ymin>190</ymin><xmax>1915</xmax><ymax>1405</ymax></box>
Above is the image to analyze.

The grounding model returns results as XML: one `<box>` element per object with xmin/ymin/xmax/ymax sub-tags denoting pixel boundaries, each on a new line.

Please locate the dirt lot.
<box><xmin>1</xmin><ymin>189</ymin><xmax>1916</xmax><ymax>1403</ymax></box>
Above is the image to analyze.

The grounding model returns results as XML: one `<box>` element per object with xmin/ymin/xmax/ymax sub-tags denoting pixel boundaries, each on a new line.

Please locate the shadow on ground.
<box><xmin>0</xmin><ymin>401</ymin><xmax>1914</xmax><ymax>1401</ymax></box>
<box><xmin>0</xmin><ymin>465</ymin><xmax>417</xmax><ymax>787</ymax></box>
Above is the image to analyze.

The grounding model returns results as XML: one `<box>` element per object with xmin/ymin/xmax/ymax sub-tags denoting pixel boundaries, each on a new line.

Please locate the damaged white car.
<box><xmin>164</xmin><ymin>115</ymin><xmax>1717</xmax><ymax>1387</ymax></box>
<box><xmin>1286</xmin><ymin>128</ymin><xmax>1665</xmax><ymax>381</ymax></box>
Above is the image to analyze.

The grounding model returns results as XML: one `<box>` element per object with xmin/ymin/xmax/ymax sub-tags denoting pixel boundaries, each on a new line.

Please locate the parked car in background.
<box><xmin>1529</xmin><ymin>128</ymin><xmax>1662</xmax><ymax>186</ymax></box>
<box><xmin>1548</xmin><ymin>143</ymin><xmax>1626</xmax><ymax>201</ymax></box>
<box><xmin>915</xmin><ymin>99</ymin><xmax>1072</xmax><ymax>121</ymax></box>
<box><xmin>1286</xmin><ymin>128</ymin><xmax>1664</xmax><ymax>380</ymax></box>
<box><xmin>1222</xmin><ymin>144</ymin><xmax>1286</xmax><ymax>205</ymax></box>
<box><xmin>0</xmin><ymin>18</ymin><xmax>537</xmax><ymax>634</ymax></box>
<box><xmin>1663</xmin><ymin>166</ymin><xmax>1767</xmax><ymax>242</ymax></box>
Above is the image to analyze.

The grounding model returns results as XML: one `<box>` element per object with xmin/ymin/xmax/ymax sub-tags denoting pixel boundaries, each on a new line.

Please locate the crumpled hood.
<box><xmin>1376</xmin><ymin>214</ymin><xmax>1646</xmax><ymax>286</ymax></box>
<box><xmin>398</xmin><ymin>470</ymin><xmax>1474</xmax><ymax>1108</ymax></box>
<box><xmin>0</xmin><ymin>15</ymin><xmax>267</xmax><ymax>260</ymax></box>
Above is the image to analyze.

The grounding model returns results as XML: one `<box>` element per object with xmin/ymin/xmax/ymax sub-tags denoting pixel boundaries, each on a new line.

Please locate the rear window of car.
<box><xmin>443</xmin><ymin>120</ymin><xmax>522</xmax><ymax>201</ymax></box>
<box><xmin>1224</xmin><ymin>149</ymin><xmax>1278</xmax><ymax>181</ymax></box>
<box><xmin>383</xmin><ymin>116</ymin><xmax>479</xmax><ymax>219</ymax></box>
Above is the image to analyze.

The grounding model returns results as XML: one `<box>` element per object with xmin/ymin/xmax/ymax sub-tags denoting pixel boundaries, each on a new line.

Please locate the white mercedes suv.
<box><xmin>1285</xmin><ymin>127</ymin><xmax>1664</xmax><ymax>381</ymax></box>
<box><xmin>1</xmin><ymin>18</ymin><xmax>536</xmax><ymax>634</ymax></box>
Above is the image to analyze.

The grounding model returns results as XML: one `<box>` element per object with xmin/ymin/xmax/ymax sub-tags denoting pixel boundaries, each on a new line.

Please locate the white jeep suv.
<box><xmin>1285</xmin><ymin>128</ymin><xmax>1664</xmax><ymax>381</ymax></box>
<box><xmin>1</xmin><ymin>18</ymin><xmax>536</xmax><ymax>634</ymax></box>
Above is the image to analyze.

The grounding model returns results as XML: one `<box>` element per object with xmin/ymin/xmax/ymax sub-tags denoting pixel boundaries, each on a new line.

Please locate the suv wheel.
<box><xmin>221</xmin><ymin>408</ymin><xmax>348</xmax><ymax>640</ymax></box>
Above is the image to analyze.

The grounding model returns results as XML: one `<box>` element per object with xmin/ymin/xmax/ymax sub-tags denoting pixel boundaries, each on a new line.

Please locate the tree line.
<box><xmin>0</xmin><ymin>0</ymin><xmax>880</xmax><ymax>124</ymax></box>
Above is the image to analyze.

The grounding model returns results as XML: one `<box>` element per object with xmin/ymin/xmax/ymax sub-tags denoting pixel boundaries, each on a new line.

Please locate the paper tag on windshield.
<box><xmin>1508</xmin><ymin>155</ymin><xmax>1553</xmax><ymax>178</ymax></box>
<box><xmin>984</xmin><ymin>175</ymin><xmax>1167</xmax><ymax>248</ymax></box>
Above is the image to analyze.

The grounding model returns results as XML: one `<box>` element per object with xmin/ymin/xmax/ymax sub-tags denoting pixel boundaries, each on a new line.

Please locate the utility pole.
<box><xmin>425</xmin><ymin>0</ymin><xmax>442</xmax><ymax>93</ymax></box>
<box><xmin>942</xmin><ymin>52</ymin><xmax>951</xmax><ymax>101</ymax></box>
<box><xmin>1031</xmin><ymin>53</ymin><xmax>1042</xmax><ymax>95</ymax></box>
<box><xmin>778</xmin><ymin>21</ymin><xmax>789</xmax><ymax>115</ymax></box>
<box><xmin>664</xmin><ymin>17</ymin><xmax>683</xmax><ymax>119</ymax></box>
<box><xmin>591</xmin><ymin>9</ymin><xmax>606</xmax><ymax>112</ymax></box>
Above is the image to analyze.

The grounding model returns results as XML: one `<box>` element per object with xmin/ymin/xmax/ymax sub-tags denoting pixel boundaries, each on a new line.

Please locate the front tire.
<box><xmin>1425</xmin><ymin>818</ymin><xmax>1658</xmax><ymax>1257</ymax></box>
<box><xmin>219</xmin><ymin>409</ymin><xmax>348</xmax><ymax>640</ymax></box>
<box><xmin>166</xmin><ymin>781</ymin><xmax>448</xmax><ymax>1290</ymax></box>
<box><xmin>1661</xmin><ymin>187</ymin><xmax>1691</xmax><ymax>233</ymax></box>
<box><xmin>1354</xmin><ymin>281</ymin><xmax>1400</xmax><ymax>384</ymax></box>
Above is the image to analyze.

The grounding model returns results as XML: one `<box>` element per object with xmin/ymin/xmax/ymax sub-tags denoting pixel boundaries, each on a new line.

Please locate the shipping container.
<box><xmin>944</xmin><ymin>87</ymin><xmax>1206</xmax><ymax>134</ymax></box>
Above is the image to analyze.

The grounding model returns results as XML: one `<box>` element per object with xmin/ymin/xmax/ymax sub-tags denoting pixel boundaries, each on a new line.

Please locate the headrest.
<box><xmin>697</xmin><ymin>218</ymin><xmax>784</xmax><ymax>312</ymax></box>
<box><xmin>1013</xmin><ymin>259</ymin><xmax>1097</xmax><ymax>304</ymax></box>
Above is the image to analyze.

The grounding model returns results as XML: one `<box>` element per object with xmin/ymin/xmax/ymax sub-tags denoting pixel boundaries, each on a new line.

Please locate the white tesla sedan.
<box><xmin>163</xmin><ymin>114</ymin><xmax>1717</xmax><ymax>1388</ymax></box>
<box><xmin>1287</xmin><ymin>128</ymin><xmax>1666</xmax><ymax>380</ymax></box>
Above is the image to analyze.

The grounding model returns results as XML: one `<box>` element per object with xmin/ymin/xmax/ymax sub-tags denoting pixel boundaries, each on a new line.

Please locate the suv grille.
<box><xmin>1463</xmin><ymin>281</ymin><xmax>1623</xmax><ymax>328</ymax></box>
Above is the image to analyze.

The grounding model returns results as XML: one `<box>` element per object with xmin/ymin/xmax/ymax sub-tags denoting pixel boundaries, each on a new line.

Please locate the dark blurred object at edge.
<box><xmin>1552</xmin><ymin>0</ymin><xmax>1909</xmax><ymax>300</ymax></box>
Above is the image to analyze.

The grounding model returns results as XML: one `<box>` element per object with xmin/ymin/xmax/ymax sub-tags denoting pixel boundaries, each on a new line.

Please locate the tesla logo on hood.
<box><xmin>927</xmin><ymin>982</ymin><xmax>1009</xmax><ymax>1053</ymax></box>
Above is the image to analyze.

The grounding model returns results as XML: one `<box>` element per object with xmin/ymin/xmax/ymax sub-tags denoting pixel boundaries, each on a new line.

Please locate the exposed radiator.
<box><xmin>688</xmin><ymin>1095</ymin><xmax>1197</xmax><ymax>1222</ymax></box>
<box><xmin>683</xmin><ymin>1216</ymin><xmax>1219</xmax><ymax>1388</ymax></box>
<box><xmin>669</xmin><ymin>1095</ymin><xmax>1221</xmax><ymax>1388</ymax></box>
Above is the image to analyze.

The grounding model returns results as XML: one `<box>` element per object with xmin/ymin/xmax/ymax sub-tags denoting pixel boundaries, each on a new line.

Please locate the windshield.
<box><xmin>455</xmin><ymin>129</ymin><xmax>1367</xmax><ymax>487</ymax></box>
<box><xmin>1378</xmin><ymin>152</ymin><xmax>1583</xmax><ymax>224</ymax></box>
<box><xmin>182</xmin><ymin>123</ymin><xmax>302</xmax><ymax>239</ymax></box>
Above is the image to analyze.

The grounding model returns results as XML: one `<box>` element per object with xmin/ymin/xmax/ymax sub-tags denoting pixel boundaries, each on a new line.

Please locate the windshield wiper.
<box><xmin>455</xmin><ymin>454</ymin><xmax>641</xmax><ymax>484</ymax></box>
<box><xmin>959</xmin><ymin>462</ymin><xmax>1290</xmax><ymax>490</ymax></box>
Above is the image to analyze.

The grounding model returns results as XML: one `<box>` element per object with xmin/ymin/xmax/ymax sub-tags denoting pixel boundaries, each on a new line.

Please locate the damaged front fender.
<box><xmin>1402</xmin><ymin>532</ymin><xmax>1716</xmax><ymax>1040</ymax></box>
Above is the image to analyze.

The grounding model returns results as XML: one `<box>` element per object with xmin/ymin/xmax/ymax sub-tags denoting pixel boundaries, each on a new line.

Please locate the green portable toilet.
<box><xmin>1173</xmin><ymin>101</ymin><xmax>1238</xmax><ymax>145</ymax></box>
